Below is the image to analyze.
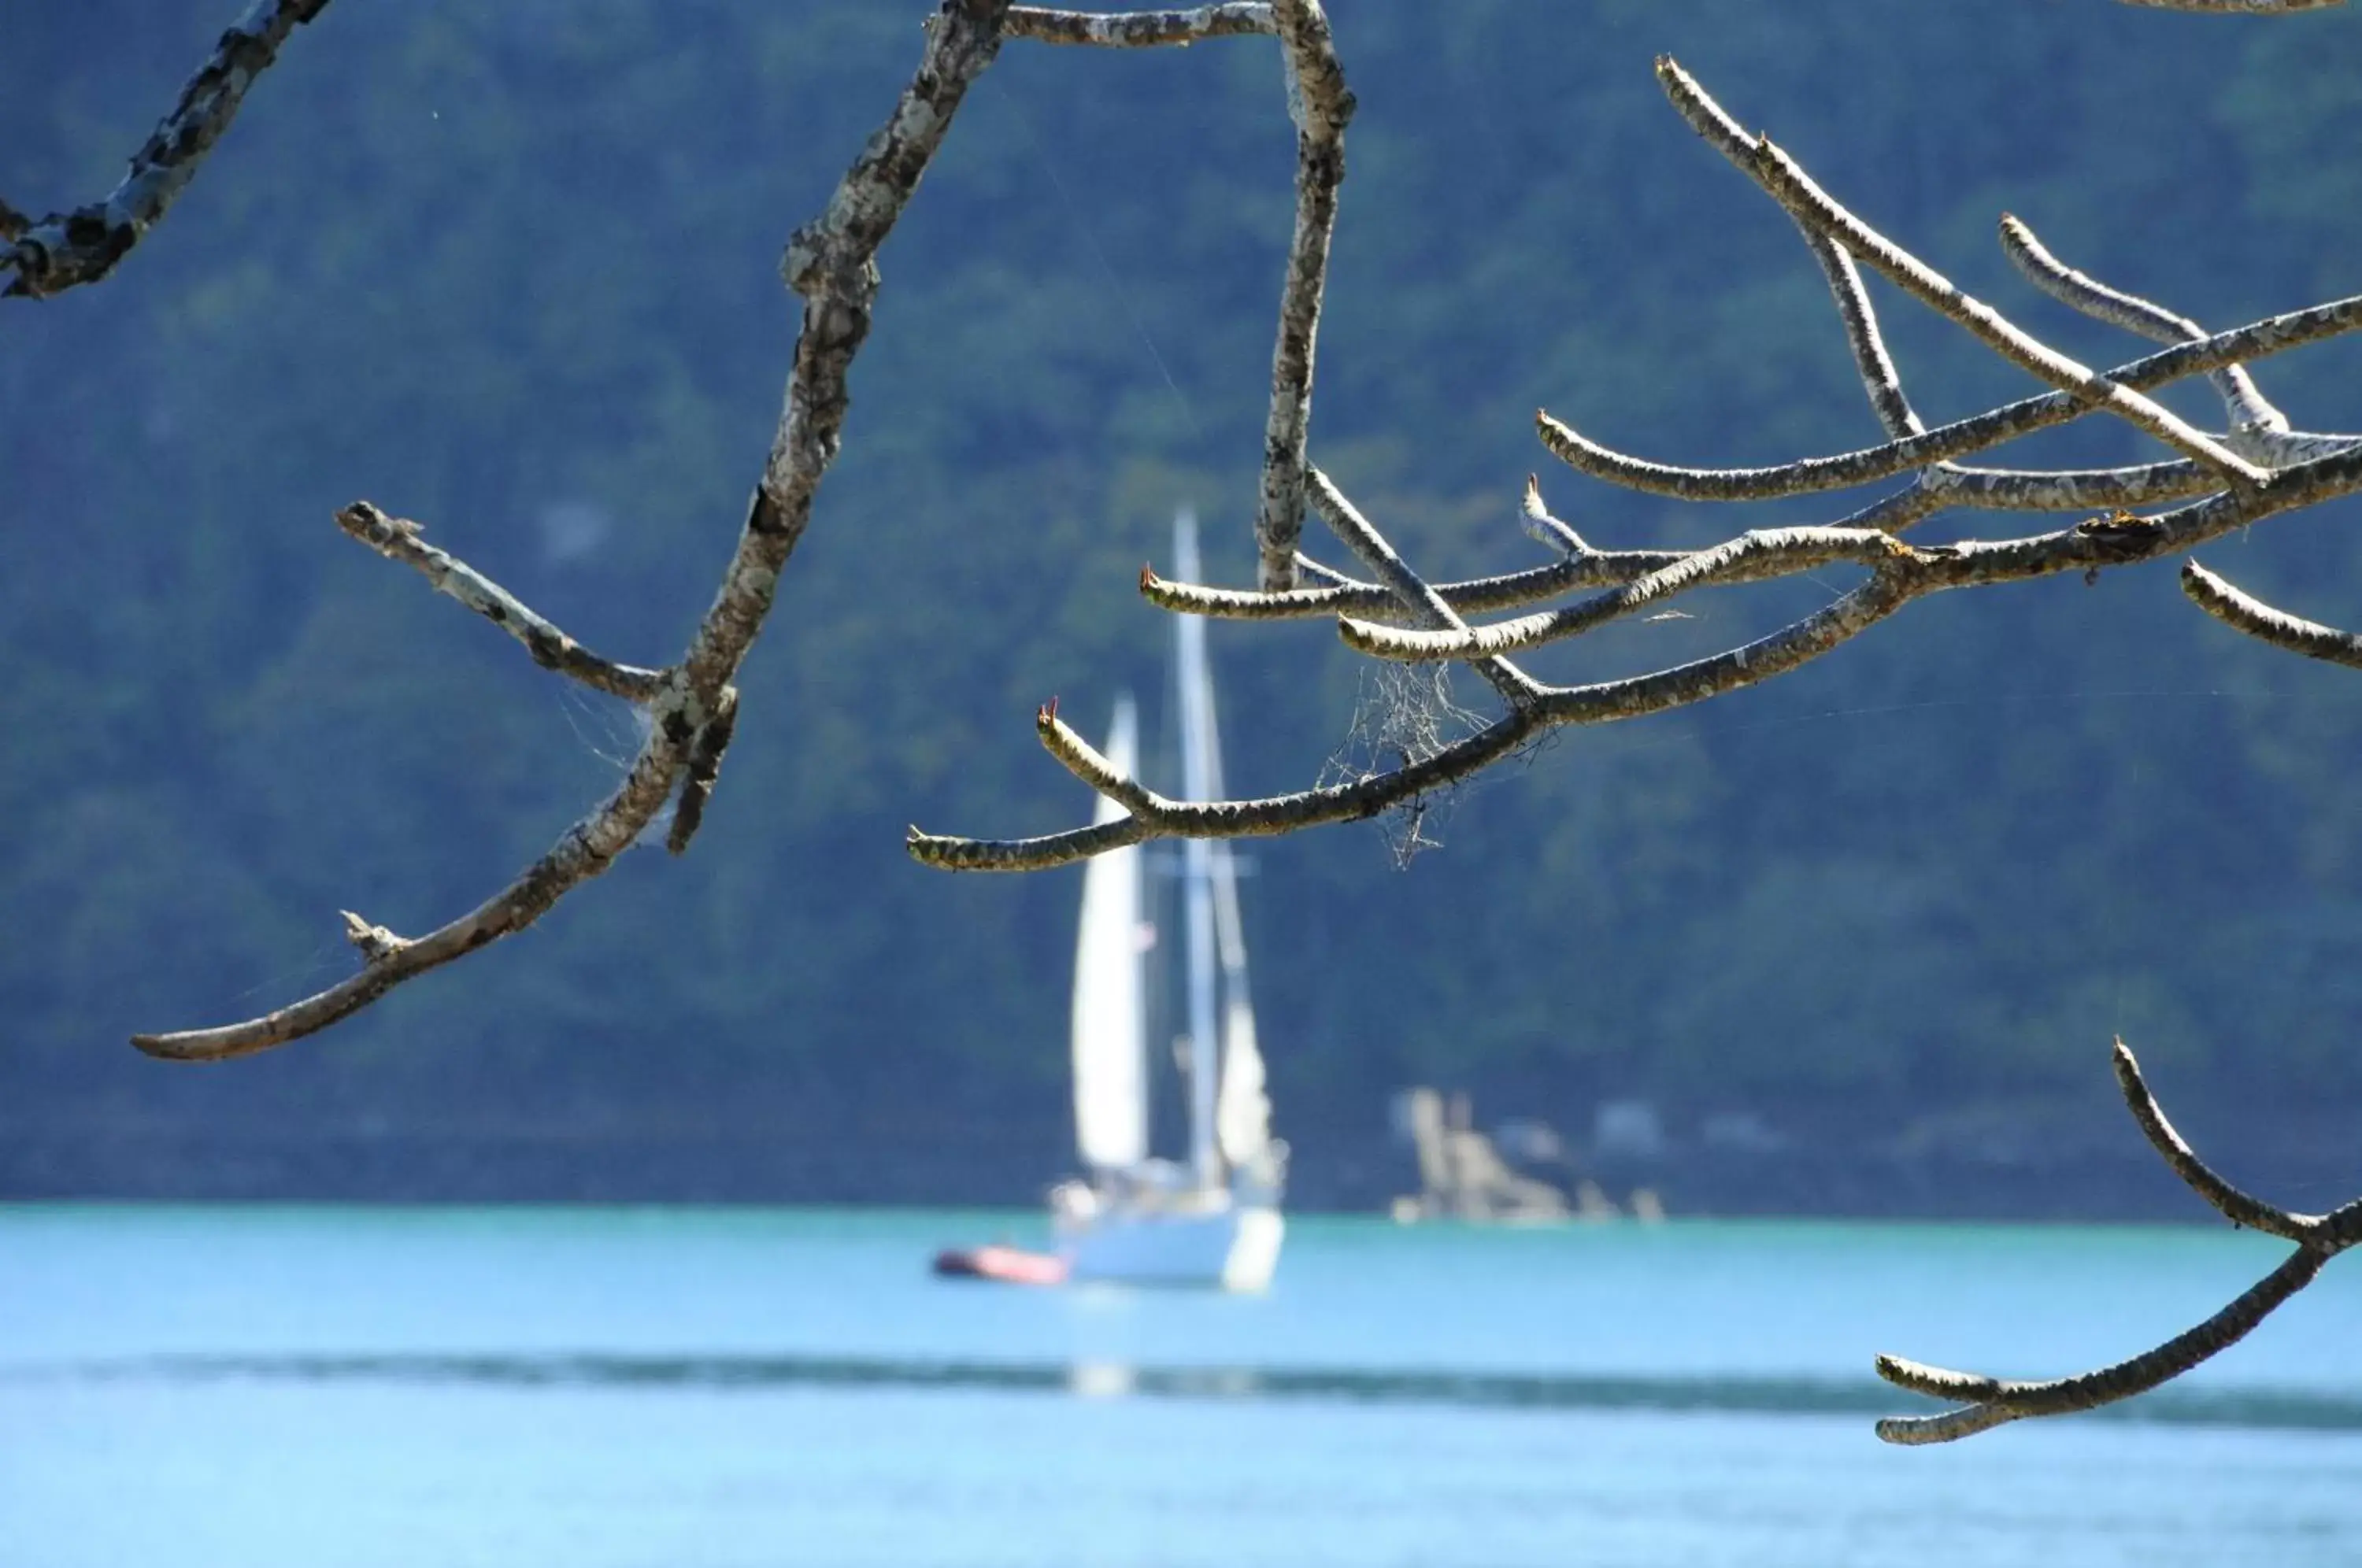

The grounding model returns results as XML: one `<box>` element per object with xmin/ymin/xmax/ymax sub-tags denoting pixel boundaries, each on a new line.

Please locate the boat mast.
<box><xmin>1172</xmin><ymin>509</ymin><xmax>1222</xmax><ymax>1191</ymax></box>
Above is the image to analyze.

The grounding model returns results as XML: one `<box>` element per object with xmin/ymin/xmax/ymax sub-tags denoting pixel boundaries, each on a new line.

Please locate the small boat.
<box><xmin>928</xmin><ymin>1244</ymin><xmax>1068</xmax><ymax>1287</ymax></box>
<box><xmin>934</xmin><ymin>511</ymin><xmax>1286</xmax><ymax>1290</ymax></box>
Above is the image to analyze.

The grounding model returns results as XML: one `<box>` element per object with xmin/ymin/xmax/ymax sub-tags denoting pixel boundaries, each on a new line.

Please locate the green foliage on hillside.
<box><xmin>5</xmin><ymin>1</ymin><xmax>2360</xmax><ymax>1167</ymax></box>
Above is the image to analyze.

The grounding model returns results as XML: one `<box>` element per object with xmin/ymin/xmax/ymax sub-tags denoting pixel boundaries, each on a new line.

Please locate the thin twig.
<box><xmin>1997</xmin><ymin>213</ymin><xmax>2286</xmax><ymax>436</ymax></box>
<box><xmin>135</xmin><ymin>708</ymin><xmax>692</xmax><ymax>1060</ymax></box>
<box><xmin>1875</xmin><ymin>1243</ymin><xmax>2329</xmax><ymax>1444</ymax></box>
<box><xmin>2182</xmin><ymin>559</ymin><xmax>2362</xmax><ymax>671</ymax></box>
<box><xmin>1036</xmin><ymin>699</ymin><xmax>1163</xmax><ymax>814</ymax></box>
<box><xmin>335</xmin><ymin>503</ymin><xmax>665</xmax><ymax>703</ymax></box>
<box><xmin>1292</xmin><ymin>552</ymin><xmax>1359</xmax><ymax>588</ymax></box>
<box><xmin>2110</xmin><ymin>1037</ymin><xmax>2319</xmax><ymax>1241</ymax></box>
<box><xmin>1805</xmin><ymin>229</ymin><xmax>1925</xmax><ymax>442</ymax></box>
<box><xmin>1519</xmin><ymin>475</ymin><xmax>1591</xmax><ymax>557</ymax></box>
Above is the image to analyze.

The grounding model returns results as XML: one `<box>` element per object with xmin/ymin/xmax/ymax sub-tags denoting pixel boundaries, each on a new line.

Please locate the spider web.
<box><xmin>1319</xmin><ymin>660</ymin><xmax>1488</xmax><ymax>868</ymax></box>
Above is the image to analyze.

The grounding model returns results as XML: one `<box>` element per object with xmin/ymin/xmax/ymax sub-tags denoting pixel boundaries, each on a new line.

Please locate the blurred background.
<box><xmin>8</xmin><ymin>3</ymin><xmax>2362</xmax><ymax>1564</ymax></box>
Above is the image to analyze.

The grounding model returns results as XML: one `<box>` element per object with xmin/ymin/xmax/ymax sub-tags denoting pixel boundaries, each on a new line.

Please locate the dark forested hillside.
<box><xmin>6</xmin><ymin>1</ymin><xmax>2360</xmax><ymax>1209</ymax></box>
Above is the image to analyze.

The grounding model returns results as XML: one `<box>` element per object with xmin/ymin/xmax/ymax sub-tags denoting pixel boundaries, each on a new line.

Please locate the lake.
<box><xmin>5</xmin><ymin>1205</ymin><xmax>2359</xmax><ymax>1566</ymax></box>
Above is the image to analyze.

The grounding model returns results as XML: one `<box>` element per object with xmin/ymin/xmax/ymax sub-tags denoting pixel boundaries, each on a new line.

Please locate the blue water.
<box><xmin>5</xmin><ymin>1207</ymin><xmax>2360</xmax><ymax>1566</ymax></box>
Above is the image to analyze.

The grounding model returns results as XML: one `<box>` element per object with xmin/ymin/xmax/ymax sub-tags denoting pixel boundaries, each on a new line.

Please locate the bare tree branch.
<box><xmin>2120</xmin><ymin>0</ymin><xmax>2344</xmax><ymax>12</ymax></box>
<box><xmin>1686</xmin><ymin>57</ymin><xmax>1933</xmax><ymax>457</ymax></box>
<box><xmin>2182</xmin><ymin>558</ymin><xmax>2362</xmax><ymax>670</ymax></box>
<box><xmin>1146</xmin><ymin>456</ymin><xmax>2216</xmax><ymax>633</ymax></box>
<box><xmin>1537</xmin><ymin>292</ymin><xmax>2362</xmax><ymax>503</ymax></box>
<box><xmin>3</xmin><ymin>0</ymin><xmax>332</xmax><ymax>299</ymax></box>
<box><xmin>1144</xmin><ymin>540</ymin><xmax>1688</xmax><ymax>623</ymax></box>
<box><xmin>913</xmin><ymin>559</ymin><xmax>1930</xmax><ymax>869</ymax></box>
<box><xmin>2108</xmin><ymin>1037</ymin><xmax>2323</xmax><ymax>1241</ymax></box>
<box><xmin>135</xmin><ymin>718</ymin><xmax>690</xmax><ymax>1060</ymax></box>
<box><xmin>1254</xmin><ymin>0</ymin><xmax>1353</xmax><ymax>590</ymax></box>
<box><xmin>1997</xmin><ymin>213</ymin><xmax>2362</xmax><ymax>474</ymax></box>
<box><xmin>1035</xmin><ymin>697</ymin><xmax>1163</xmax><ymax>814</ymax></box>
<box><xmin>930</xmin><ymin>358</ymin><xmax>2362</xmax><ymax>874</ymax></box>
<box><xmin>1656</xmin><ymin>102</ymin><xmax>2234</xmax><ymax>532</ymax></box>
<box><xmin>1343</xmin><ymin>453</ymin><xmax>2362</xmax><ymax>665</ymax></box>
<box><xmin>1923</xmin><ymin>460</ymin><xmax>2218</xmax><ymax>512</ymax></box>
<box><xmin>1877</xmin><ymin>1249</ymin><xmax>2326</xmax><ymax>1444</ymax></box>
<box><xmin>1517</xmin><ymin>473</ymin><xmax>1592</xmax><ymax>557</ymax></box>
<box><xmin>1003</xmin><ymin>4</ymin><xmax>1275</xmax><ymax>46</ymax></box>
<box><xmin>1805</xmin><ymin>229</ymin><xmax>1927</xmax><ymax>442</ymax></box>
<box><xmin>1997</xmin><ymin>213</ymin><xmax>2287</xmax><ymax>436</ymax></box>
<box><xmin>1304</xmin><ymin>467</ymin><xmax>1542</xmax><ymax>706</ymax></box>
<box><xmin>75</xmin><ymin>0</ymin><xmax>2362</xmax><ymax>1433</ymax></box>
<box><xmin>1660</xmin><ymin>60</ymin><xmax>2270</xmax><ymax>484</ymax></box>
<box><xmin>910</xmin><ymin>707</ymin><xmax>1539</xmax><ymax>870</ymax></box>
<box><xmin>1340</xmin><ymin>527</ymin><xmax>1920</xmax><ymax>662</ymax></box>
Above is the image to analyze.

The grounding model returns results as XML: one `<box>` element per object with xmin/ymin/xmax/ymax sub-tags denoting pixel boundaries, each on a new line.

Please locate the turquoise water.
<box><xmin>5</xmin><ymin>1207</ymin><xmax>2360</xmax><ymax>1566</ymax></box>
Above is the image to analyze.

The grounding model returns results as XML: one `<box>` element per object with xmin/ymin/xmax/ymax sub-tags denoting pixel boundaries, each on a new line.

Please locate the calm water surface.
<box><xmin>4</xmin><ymin>1205</ymin><xmax>2359</xmax><ymax>1566</ymax></box>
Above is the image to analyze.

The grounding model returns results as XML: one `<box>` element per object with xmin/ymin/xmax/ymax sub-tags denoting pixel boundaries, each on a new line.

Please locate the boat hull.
<box><xmin>1061</xmin><ymin>1204</ymin><xmax>1283</xmax><ymax>1291</ymax></box>
<box><xmin>930</xmin><ymin>1244</ymin><xmax>1069</xmax><ymax>1286</ymax></box>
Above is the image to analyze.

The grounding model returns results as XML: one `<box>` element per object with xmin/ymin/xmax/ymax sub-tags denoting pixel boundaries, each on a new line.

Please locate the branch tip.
<box><xmin>339</xmin><ymin>910</ymin><xmax>409</xmax><ymax>965</ymax></box>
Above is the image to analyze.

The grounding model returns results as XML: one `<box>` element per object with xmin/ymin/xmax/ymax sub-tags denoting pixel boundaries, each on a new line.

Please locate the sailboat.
<box><xmin>933</xmin><ymin>510</ymin><xmax>1287</xmax><ymax>1291</ymax></box>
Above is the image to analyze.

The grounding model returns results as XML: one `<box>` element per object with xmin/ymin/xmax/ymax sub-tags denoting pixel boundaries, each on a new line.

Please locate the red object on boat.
<box><xmin>930</xmin><ymin>1244</ymin><xmax>1069</xmax><ymax>1286</ymax></box>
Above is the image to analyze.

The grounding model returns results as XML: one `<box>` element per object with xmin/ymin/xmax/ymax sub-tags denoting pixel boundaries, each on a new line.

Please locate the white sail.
<box><xmin>1070</xmin><ymin>696</ymin><xmax>1148</xmax><ymax>1170</ymax></box>
<box><xmin>1171</xmin><ymin>513</ymin><xmax>1224</xmax><ymax>1185</ymax></box>
<box><xmin>1210</xmin><ymin>845</ymin><xmax>1271</xmax><ymax>1167</ymax></box>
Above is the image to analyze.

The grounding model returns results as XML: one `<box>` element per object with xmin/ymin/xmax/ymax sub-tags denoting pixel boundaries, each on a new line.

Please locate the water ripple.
<box><xmin>21</xmin><ymin>1353</ymin><xmax>2362</xmax><ymax>1433</ymax></box>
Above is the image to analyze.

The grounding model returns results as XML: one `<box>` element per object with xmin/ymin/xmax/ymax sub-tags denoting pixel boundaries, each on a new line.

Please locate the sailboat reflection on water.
<box><xmin>933</xmin><ymin>511</ymin><xmax>1286</xmax><ymax>1291</ymax></box>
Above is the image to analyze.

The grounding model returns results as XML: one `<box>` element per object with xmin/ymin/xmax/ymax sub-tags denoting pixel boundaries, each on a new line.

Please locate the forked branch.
<box><xmin>1997</xmin><ymin>213</ymin><xmax>2287</xmax><ymax>438</ymax></box>
<box><xmin>46</xmin><ymin>0</ymin><xmax>2355</xmax><ymax>1439</ymax></box>
<box><xmin>924</xmin><ymin>34</ymin><xmax>2362</xmax><ymax>1434</ymax></box>
<box><xmin>137</xmin><ymin>0</ymin><xmax>1018</xmax><ymax>1058</ymax></box>
<box><xmin>135</xmin><ymin>0</ymin><xmax>1362</xmax><ymax>1055</ymax></box>
<box><xmin>1533</xmin><ymin>293</ymin><xmax>2362</xmax><ymax>505</ymax></box>
<box><xmin>90</xmin><ymin>7</ymin><xmax>2362</xmax><ymax>1444</ymax></box>
<box><xmin>333</xmin><ymin>503</ymin><xmax>665</xmax><ymax>703</ymax></box>
<box><xmin>1304</xmin><ymin>468</ymin><xmax>1542</xmax><ymax>707</ymax></box>
<box><xmin>1875</xmin><ymin>1041</ymin><xmax>2359</xmax><ymax>1444</ymax></box>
